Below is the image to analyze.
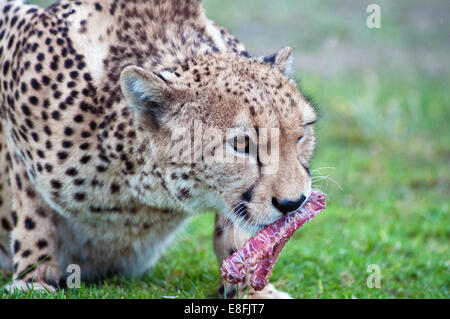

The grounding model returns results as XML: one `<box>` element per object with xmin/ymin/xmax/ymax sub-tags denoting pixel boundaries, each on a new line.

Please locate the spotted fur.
<box><xmin>0</xmin><ymin>0</ymin><xmax>317</xmax><ymax>298</ymax></box>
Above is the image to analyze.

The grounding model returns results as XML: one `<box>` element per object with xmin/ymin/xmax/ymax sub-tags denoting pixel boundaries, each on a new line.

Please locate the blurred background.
<box><xmin>22</xmin><ymin>0</ymin><xmax>448</xmax><ymax>298</ymax></box>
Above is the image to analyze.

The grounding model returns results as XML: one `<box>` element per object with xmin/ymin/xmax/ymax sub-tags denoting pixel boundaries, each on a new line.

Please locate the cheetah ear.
<box><xmin>120</xmin><ymin>65</ymin><xmax>174</xmax><ymax>130</ymax></box>
<box><xmin>257</xmin><ymin>46</ymin><xmax>294</xmax><ymax>77</ymax></box>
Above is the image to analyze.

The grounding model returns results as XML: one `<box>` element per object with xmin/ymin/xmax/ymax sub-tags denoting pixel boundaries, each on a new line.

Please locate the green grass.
<box><xmin>1</xmin><ymin>0</ymin><xmax>448</xmax><ymax>299</ymax></box>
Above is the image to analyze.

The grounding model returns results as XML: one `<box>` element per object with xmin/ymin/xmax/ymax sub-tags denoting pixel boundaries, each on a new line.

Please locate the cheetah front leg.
<box><xmin>4</xmin><ymin>163</ymin><xmax>60</xmax><ymax>293</ymax></box>
<box><xmin>213</xmin><ymin>214</ymin><xmax>292</xmax><ymax>299</ymax></box>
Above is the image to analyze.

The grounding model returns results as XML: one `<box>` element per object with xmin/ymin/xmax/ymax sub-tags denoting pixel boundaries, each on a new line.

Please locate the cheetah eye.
<box><xmin>231</xmin><ymin>135</ymin><xmax>250</xmax><ymax>154</ymax></box>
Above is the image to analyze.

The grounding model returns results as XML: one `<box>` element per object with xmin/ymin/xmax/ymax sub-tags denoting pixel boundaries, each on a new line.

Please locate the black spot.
<box><xmin>35</xmin><ymin>63</ymin><xmax>43</xmax><ymax>73</ymax></box>
<box><xmin>125</xmin><ymin>161</ymin><xmax>134</xmax><ymax>171</ymax></box>
<box><xmin>83</xmin><ymin>73</ymin><xmax>92</xmax><ymax>81</ymax></box>
<box><xmin>3</xmin><ymin>4</ymin><xmax>12</xmax><ymax>14</ymax></box>
<box><xmin>50</xmin><ymin>61</ymin><xmax>58</xmax><ymax>71</ymax></box>
<box><xmin>56</xmin><ymin>73</ymin><xmax>64</xmax><ymax>82</ymax></box>
<box><xmin>21</xmin><ymin>104</ymin><xmax>31</xmax><ymax>116</ymax></box>
<box><xmin>24</xmin><ymin>217</ymin><xmax>36</xmax><ymax>230</ymax></box>
<box><xmin>36</xmin><ymin>239</ymin><xmax>48</xmax><ymax>249</ymax></box>
<box><xmin>64</xmin><ymin>59</ymin><xmax>73</xmax><ymax>68</ymax></box>
<box><xmin>62</xmin><ymin>140</ymin><xmax>73</xmax><ymax>148</ymax></box>
<box><xmin>20</xmin><ymin>82</ymin><xmax>27</xmax><ymax>93</ymax></box>
<box><xmin>66</xmin><ymin>167</ymin><xmax>78</xmax><ymax>176</ymax></box>
<box><xmin>25</xmin><ymin>119</ymin><xmax>34</xmax><ymax>129</ymax></box>
<box><xmin>57</xmin><ymin>151</ymin><xmax>68</xmax><ymax>160</ymax></box>
<box><xmin>25</xmin><ymin>187</ymin><xmax>36</xmax><ymax>198</ymax></box>
<box><xmin>178</xmin><ymin>188</ymin><xmax>191</xmax><ymax>199</ymax></box>
<box><xmin>110</xmin><ymin>184</ymin><xmax>120</xmax><ymax>193</ymax></box>
<box><xmin>69</xmin><ymin>70</ymin><xmax>78</xmax><ymax>79</ymax></box>
<box><xmin>2</xmin><ymin>60</ymin><xmax>9</xmax><ymax>76</ymax></box>
<box><xmin>50</xmin><ymin>179</ymin><xmax>62</xmax><ymax>189</ymax></box>
<box><xmin>91</xmin><ymin>179</ymin><xmax>100</xmax><ymax>187</ymax></box>
<box><xmin>45</xmin><ymin>163</ymin><xmax>53</xmax><ymax>173</ymax></box>
<box><xmin>1</xmin><ymin>217</ymin><xmax>11</xmax><ymax>231</ymax></box>
<box><xmin>37</xmin><ymin>53</ymin><xmax>45</xmax><ymax>62</ymax></box>
<box><xmin>14</xmin><ymin>240</ymin><xmax>21</xmax><ymax>253</ymax></box>
<box><xmin>95</xmin><ymin>3</ymin><xmax>102</xmax><ymax>11</ymax></box>
<box><xmin>41</xmin><ymin>111</ymin><xmax>49</xmax><ymax>121</ymax></box>
<box><xmin>64</xmin><ymin>127</ymin><xmax>74</xmax><ymax>136</ymax></box>
<box><xmin>31</xmin><ymin>132</ymin><xmax>39</xmax><ymax>142</ymax></box>
<box><xmin>80</xmin><ymin>155</ymin><xmax>91</xmax><ymax>164</ymax></box>
<box><xmin>74</xmin><ymin>178</ymin><xmax>85</xmax><ymax>186</ymax></box>
<box><xmin>77</xmin><ymin>61</ymin><xmax>86</xmax><ymax>70</ymax></box>
<box><xmin>15</xmin><ymin>174</ymin><xmax>22</xmax><ymax>190</ymax></box>
<box><xmin>81</xmin><ymin>130</ymin><xmax>91</xmax><ymax>138</ymax></box>
<box><xmin>53</xmin><ymin>91</ymin><xmax>62</xmax><ymax>99</ymax></box>
<box><xmin>80</xmin><ymin>143</ymin><xmax>90</xmax><ymax>150</ymax></box>
<box><xmin>36</xmin><ymin>207</ymin><xmax>47</xmax><ymax>218</ymax></box>
<box><xmin>31</xmin><ymin>43</ymin><xmax>38</xmax><ymax>52</ymax></box>
<box><xmin>73</xmin><ymin>192</ymin><xmax>86</xmax><ymax>201</ymax></box>
<box><xmin>44</xmin><ymin>125</ymin><xmax>52</xmax><ymax>135</ymax></box>
<box><xmin>51</xmin><ymin>110</ymin><xmax>60</xmax><ymax>120</ymax></box>
<box><xmin>29</xmin><ymin>96</ymin><xmax>39</xmax><ymax>106</ymax></box>
<box><xmin>96</xmin><ymin>165</ymin><xmax>107</xmax><ymax>173</ymax></box>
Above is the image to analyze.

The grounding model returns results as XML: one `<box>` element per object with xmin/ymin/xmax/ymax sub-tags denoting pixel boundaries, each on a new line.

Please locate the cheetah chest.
<box><xmin>53</xmin><ymin>206</ymin><xmax>189</xmax><ymax>280</ymax></box>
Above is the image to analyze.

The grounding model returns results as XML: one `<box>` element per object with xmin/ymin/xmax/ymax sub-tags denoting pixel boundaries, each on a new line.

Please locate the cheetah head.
<box><xmin>120</xmin><ymin>47</ymin><xmax>317</xmax><ymax>235</ymax></box>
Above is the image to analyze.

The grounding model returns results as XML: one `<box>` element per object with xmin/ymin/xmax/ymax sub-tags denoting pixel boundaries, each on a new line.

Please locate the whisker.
<box><xmin>216</xmin><ymin>201</ymin><xmax>249</xmax><ymax>247</ymax></box>
<box><xmin>312</xmin><ymin>174</ymin><xmax>342</xmax><ymax>191</ymax></box>
<box><xmin>311</xmin><ymin>166</ymin><xmax>336</xmax><ymax>173</ymax></box>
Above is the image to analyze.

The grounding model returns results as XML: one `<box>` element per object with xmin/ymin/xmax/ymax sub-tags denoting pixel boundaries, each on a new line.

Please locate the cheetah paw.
<box><xmin>220</xmin><ymin>283</ymin><xmax>292</xmax><ymax>299</ymax></box>
<box><xmin>4</xmin><ymin>280</ymin><xmax>56</xmax><ymax>294</ymax></box>
<box><xmin>247</xmin><ymin>283</ymin><xmax>292</xmax><ymax>299</ymax></box>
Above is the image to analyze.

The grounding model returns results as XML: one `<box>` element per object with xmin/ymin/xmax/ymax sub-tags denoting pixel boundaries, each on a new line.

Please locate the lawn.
<box><xmin>1</xmin><ymin>0</ymin><xmax>448</xmax><ymax>299</ymax></box>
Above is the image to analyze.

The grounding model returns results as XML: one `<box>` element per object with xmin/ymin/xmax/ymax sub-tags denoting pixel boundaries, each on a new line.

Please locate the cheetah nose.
<box><xmin>272</xmin><ymin>194</ymin><xmax>306</xmax><ymax>214</ymax></box>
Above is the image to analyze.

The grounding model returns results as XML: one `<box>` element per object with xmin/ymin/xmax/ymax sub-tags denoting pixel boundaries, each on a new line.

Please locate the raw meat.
<box><xmin>220</xmin><ymin>191</ymin><xmax>326</xmax><ymax>290</ymax></box>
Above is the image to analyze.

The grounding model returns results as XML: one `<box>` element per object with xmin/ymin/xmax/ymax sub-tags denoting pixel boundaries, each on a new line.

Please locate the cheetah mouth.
<box><xmin>231</xmin><ymin>203</ymin><xmax>276</xmax><ymax>233</ymax></box>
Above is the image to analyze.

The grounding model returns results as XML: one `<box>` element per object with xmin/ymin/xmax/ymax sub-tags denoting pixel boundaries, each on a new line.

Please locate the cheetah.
<box><xmin>0</xmin><ymin>0</ymin><xmax>317</xmax><ymax>298</ymax></box>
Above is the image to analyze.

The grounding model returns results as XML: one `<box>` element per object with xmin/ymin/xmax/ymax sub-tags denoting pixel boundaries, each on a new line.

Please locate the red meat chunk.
<box><xmin>220</xmin><ymin>191</ymin><xmax>326</xmax><ymax>291</ymax></box>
